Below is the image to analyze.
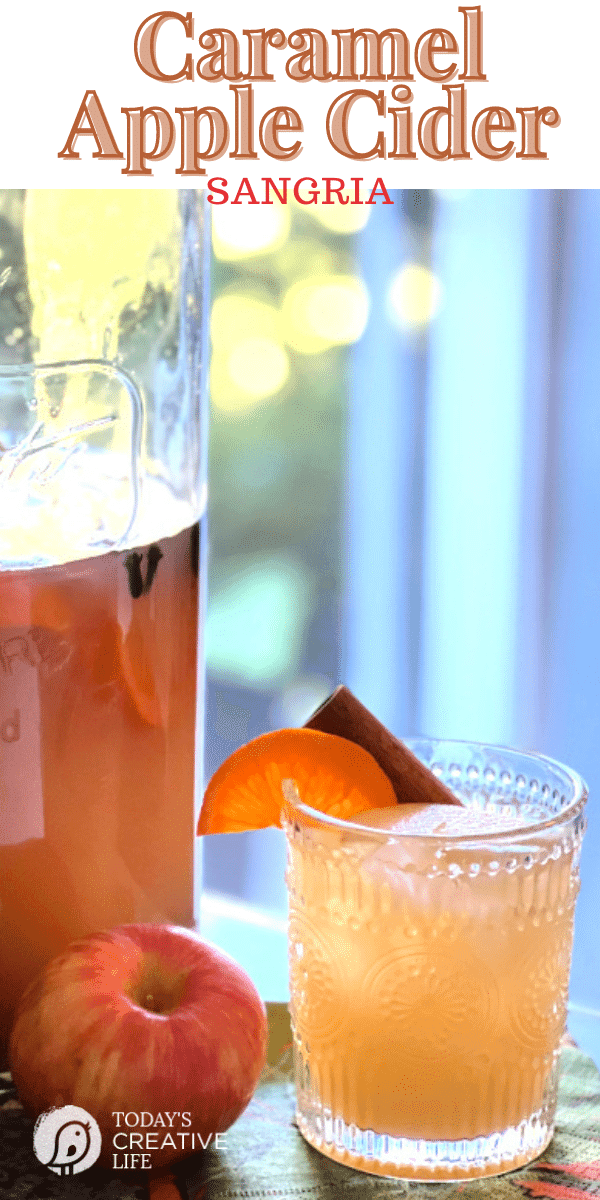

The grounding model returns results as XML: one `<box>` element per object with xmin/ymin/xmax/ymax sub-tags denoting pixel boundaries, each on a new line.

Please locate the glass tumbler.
<box><xmin>0</xmin><ymin>191</ymin><xmax>209</xmax><ymax>1063</ymax></box>
<box><xmin>284</xmin><ymin>739</ymin><xmax>587</xmax><ymax>1181</ymax></box>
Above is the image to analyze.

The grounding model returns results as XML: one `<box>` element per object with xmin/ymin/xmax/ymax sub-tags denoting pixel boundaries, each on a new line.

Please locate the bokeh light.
<box><xmin>227</xmin><ymin>337</ymin><xmax>289</xmax><ymax>397</ymax></box>
<box><xmin>282</xmin><ymin>275</ymin><xmax>370</xmax><ymax>354</ymax></box>
<box><xmin>211</xmin><ymin>292</ymin><xmax>281</xmax><ymax>349</ymax></box>
<box><xmin>387</xmin><ymin>263</ymin><xmax>442</xmax><ymax>331</ymax></box>
<box><xmin>212</xmin><ymin>203</ymin><xmax>290</xmax><ymax>260</ymax></box>
<box><xmin>206</xmin><ymin>554</ymin><xmax>314</xmax><ymax>687</ymax></box>
<box><xmin>210</xmin><ymin>292</ymin><xmax>289</xmax><ymax>412</ymax></box>
<box><xmin>307</xmin><ymin>199</ymin><xmax>371</xmax><ymax>235</ymax></box>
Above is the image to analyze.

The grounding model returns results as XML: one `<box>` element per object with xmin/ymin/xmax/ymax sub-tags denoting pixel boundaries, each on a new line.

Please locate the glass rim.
<box><xmin>283</xmin><ymin>738</ymin><xmax>588</xmax><ymax>843</ymax></box>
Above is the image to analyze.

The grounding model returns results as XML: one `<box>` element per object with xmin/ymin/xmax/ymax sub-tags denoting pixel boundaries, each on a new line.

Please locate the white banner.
<box><xmin>2</xmin><ymin>0</ymin><xmax>599</xmax><ymax>188</ymax></box>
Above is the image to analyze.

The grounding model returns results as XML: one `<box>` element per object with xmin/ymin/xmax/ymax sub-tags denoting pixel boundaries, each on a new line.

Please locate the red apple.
<box><xmin>9</xmin><ymin>924</ymin><xmax>268</xmax><ymax>1170</ymax></box>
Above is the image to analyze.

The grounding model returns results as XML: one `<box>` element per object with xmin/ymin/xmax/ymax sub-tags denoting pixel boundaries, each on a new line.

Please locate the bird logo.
<box><xmin>33</xmin><ymin>1105</ymin><xmax>101</xmax><ymax>1175</ymax></box>
<box><xmin>46</xmin><ymin>1119</ymin><xmax>91</xmax><ymax>1174</ymax></box>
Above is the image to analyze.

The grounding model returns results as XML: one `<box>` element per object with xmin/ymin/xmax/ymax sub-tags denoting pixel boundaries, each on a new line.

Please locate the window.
<box><xmin>200</xmin><ymin>191</ymin><xmax>600</xmax><ymax>1062</ymax></box>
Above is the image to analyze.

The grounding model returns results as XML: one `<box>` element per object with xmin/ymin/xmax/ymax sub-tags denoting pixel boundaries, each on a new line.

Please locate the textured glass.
<box><xmin>284</xmin><ymin>739</ymin><xmax>587</xmax><ymax>1181</ymax></box>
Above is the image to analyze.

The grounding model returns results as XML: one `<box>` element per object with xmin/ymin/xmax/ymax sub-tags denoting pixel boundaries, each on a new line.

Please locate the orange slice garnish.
<box><xmin>0</xmin><ymin>573</ymin><xmax>164</xmax><ymax>723</ymax></box>
<box><xmin>117</xmin><ymin>542</ymin><xmax>197</xmax><ymax>729</ymax></box>
<box><xmin>33</xmin><ymin>585</ymin><xmax>122</xmax><ymax>690</ymax></box>
<box><xmin>31</xmin><ymin>585</ymin><xmax>75</xmax><ymax>633</ymax></box>
<box><xmin>119</xmin><ymin>591</ymin><xmax>163</xmax><ymax>726</ymax></box>
<box><xmin>0</xmin><ymin>578</ymin><xmax>76</xmax><ymax>633</ymax></box>
<box><xmin>197</xmin><ymin>728</ymin><xmax>397</xmax><ymax>834</ymax></box>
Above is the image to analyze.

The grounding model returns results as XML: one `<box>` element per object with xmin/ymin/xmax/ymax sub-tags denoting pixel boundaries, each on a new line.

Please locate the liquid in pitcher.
<box><xmin>0</xmin><ymin>520</ymin><xmax>200</xmax><ymax>1060</ymax></box>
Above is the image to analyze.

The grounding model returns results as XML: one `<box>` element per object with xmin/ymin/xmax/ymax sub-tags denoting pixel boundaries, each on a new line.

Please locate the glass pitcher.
<box><xmin>0</xmin><ymin>190</ymin><xmax>209</xmax><ymax>1062</ymax></box>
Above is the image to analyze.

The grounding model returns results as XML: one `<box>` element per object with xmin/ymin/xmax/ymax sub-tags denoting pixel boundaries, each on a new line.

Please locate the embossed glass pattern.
<box><xmin>284</xmin><ymin>740</ymin><xmax>587</xmax><ymax>1181</ymax></box>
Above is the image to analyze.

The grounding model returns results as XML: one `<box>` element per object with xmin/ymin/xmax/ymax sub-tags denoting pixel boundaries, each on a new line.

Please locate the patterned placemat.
<box><xmin>1</xmin><ymin>1006</ymin><xmax>599</xmax><ymax>1200</ymax></box>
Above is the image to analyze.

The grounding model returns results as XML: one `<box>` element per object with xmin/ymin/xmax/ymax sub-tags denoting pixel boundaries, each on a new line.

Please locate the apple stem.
<box><xmin>128</xmin><ymin>954</ymin><xmax>189</xmax><ymax>1014</ymax></box>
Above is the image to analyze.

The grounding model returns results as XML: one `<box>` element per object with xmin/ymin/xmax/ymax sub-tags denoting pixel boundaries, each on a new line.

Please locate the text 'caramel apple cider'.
<box><xmin>0</xmin><ymin>191</ymin><xmax>209</xmax><ymax>1061</ymax></box>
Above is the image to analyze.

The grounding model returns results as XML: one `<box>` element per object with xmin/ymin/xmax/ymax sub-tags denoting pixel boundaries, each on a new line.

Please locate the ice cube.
<box><xmin>349</xmin><ymin>802</ymin><xmax>522</xmax><ymax>838</ymax></box>
<box><xmin>344</xmin><ymin>803</ymin><xmax>526</xmax><ymax>914</ymax></box>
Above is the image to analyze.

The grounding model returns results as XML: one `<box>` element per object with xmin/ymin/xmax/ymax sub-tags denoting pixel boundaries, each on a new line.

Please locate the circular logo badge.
<box><xmin>33</xmin><ymin>1105</ymin><xmax>102</xmax><ymax>1175</ymax></box>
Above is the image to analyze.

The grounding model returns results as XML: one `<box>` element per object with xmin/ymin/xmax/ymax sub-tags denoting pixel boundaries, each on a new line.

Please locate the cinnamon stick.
<box><xmin>304</xmin><ymin>685</ymin><xmax>462</xmax><ymax>807</ymax></box>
